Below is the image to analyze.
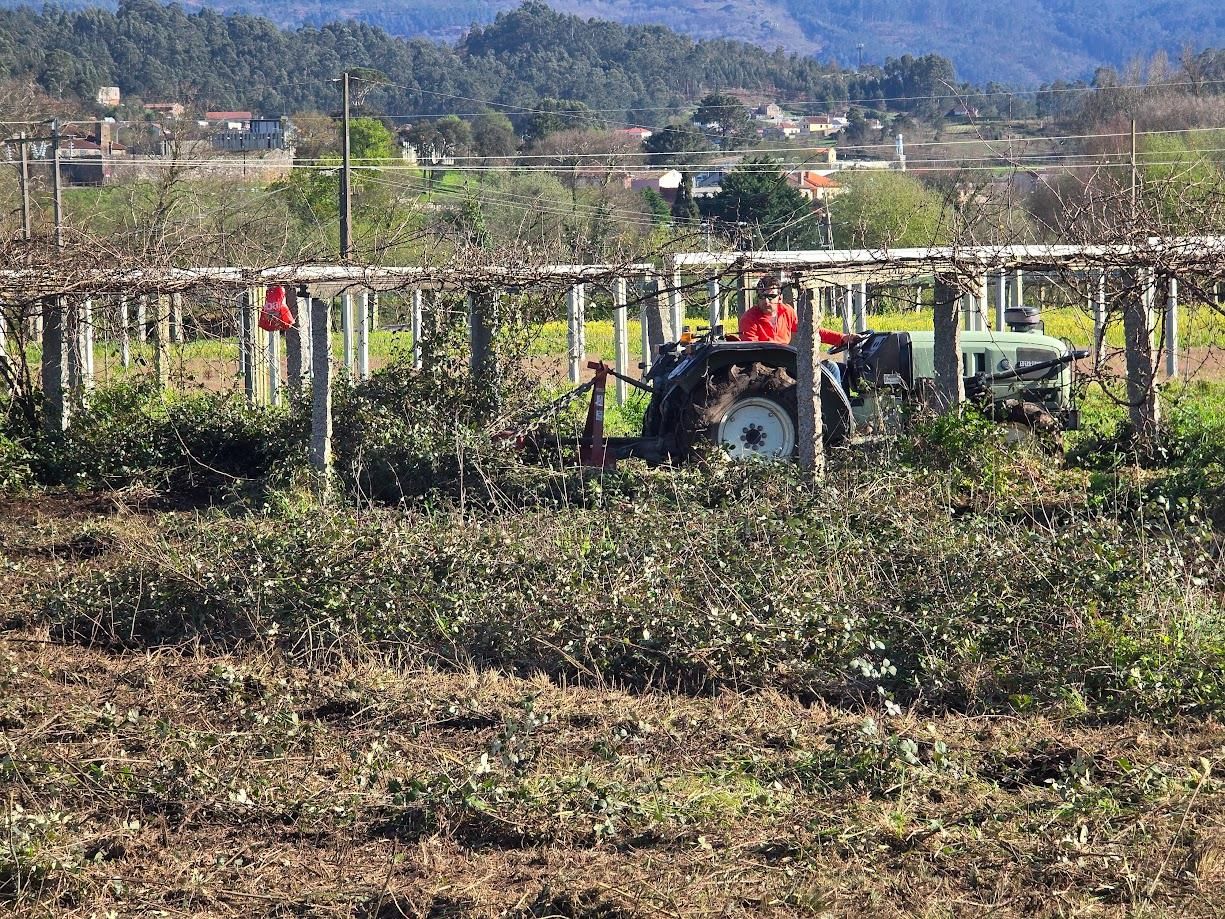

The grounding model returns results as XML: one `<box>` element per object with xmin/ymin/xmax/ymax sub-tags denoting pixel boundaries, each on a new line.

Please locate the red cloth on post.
<box><xmin>258</xmin><ymin>286</ymin><xmax>294</xmax><ymax>332</ymax></box>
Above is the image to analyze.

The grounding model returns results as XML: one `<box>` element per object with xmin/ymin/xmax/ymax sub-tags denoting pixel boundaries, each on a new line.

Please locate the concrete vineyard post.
<box><xmin>341</xmin><ymin>292</ymin><xmax>354</xmax><ymax>375</ymax></box>
<box><xmin>1122</xmin><ymin>268</ymin><xmax>1160</xmax><ymax>439</ymax></box>
<box><xmin>309</xmin><ymin>293</ymin><xmax>332</xmax><ymax>484</ymax></box>
<box><xmin>668</xmin><ymin>272</ymin><xmax>683</xmax><ymax>339</ymax></box>
<box><xmin>119</xmin><ymin>296</ymin><xmax>131</xmax><ymax>368</ymax></box>
<box><xmin>286</xmin><ymin>287</ymin><xmax>305</xmax><ymax>391</ymax></box>
<box><xmin>267</xmin><ymin>321</ymin><xmax>280</xmax><ymax>405</ymax></box>
<box><xmin>66</xmin><ymin>300</ymin><xmax>82</xmax><ymax>394</ymax></box>
<box><xmin>641</xmin><ymin>274</ymin><xmax>672</xmax><ymax>368</ymax></box>
<box><xmin>41</xmin><ymin>297</ymin><xmax>69</xmax><ymax>432</ymax></box>
<box><xmin>795</xmin><ymin>282</ymin><xmax>824</xmax><ymax>481</ymax></box>
<box><xmin>468</xmin><ymin>289</ymin><xmax>500</xmax><ymax>402</ymax></box>
<box><xmin>566</xmin><ymin>286</ymin><xmax>582</xmax><ymax>384</ymax></box>
<box><xmin>153</xmin><ymin>294</ymin><xmax>170</xmax><ymax>390</ymax></box>
<box><xmin>576</xmin><ymin>284</ymin><xmax>587</xmax><ymax>372</ymax></box>
<box><xmin>411</xmin><ymin>288</ymin><xmax>423</xmax><ymax>371</ymax></box>
<box><xmin>707</xmin><ymin>277</ymin><xmax>721</xmax><ymax>329</ymax></box>
<box><xmin>1102</xmin><ymin>269</ymin><xmax>1112</xmax><ymax>370</ymax></box>
<box><xmin>639</xmin><ymin>277</ymin><xmax>653</xmax><ymax>375</ymax></box>
<box><xmin>995</xmin><ymin>269</ymin><xmax>1007</xmax><ymax>331</ymax></box>
<box><xmin>932</xmin><ymin>275</ymin><xmax>964</xmax><ymax>414</ymax></box>
<box><xmin>241</xmin><ymin>289</ymin><xmax>256</xmax><ymax>402</ymax></box>
<box><xmin>978</xmin><ymin>275</ymin><xmax>989</xmax><ymax>332</ymax></box>
<box><xmin>613</xmin><ymin>276</ymin><xmax>629</xmax><ymax>405</ymax></box>
<box><xmin>359</xmin><ymin>290</ymin><xmax>373</xmax><ymax>380</ymax></box>
<box><xmin>1164</xmin><ymin>275</ymin><xmax>1178</xmax><ymax>379</ymax></box>
<box><xmin>82</xmin><ymin>297</ymin><xmax>95</xmax><ymax>393</ymax></box>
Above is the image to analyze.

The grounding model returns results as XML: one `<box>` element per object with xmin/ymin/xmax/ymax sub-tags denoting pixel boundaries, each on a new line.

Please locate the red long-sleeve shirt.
<box><xmin>739</xmin><ymin>301</ymin><xmax>847</xmax><ymax>346</ymax></box>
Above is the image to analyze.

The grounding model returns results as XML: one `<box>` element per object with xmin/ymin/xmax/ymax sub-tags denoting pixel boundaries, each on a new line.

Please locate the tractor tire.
<box><xmin>997</xmin><ymin>399</ymin><xmax>1064</xmax><ymax>453</ymax></box>
<box><xmin>671</xmin><ymin>362</ymin><xmax>852</xmax><ymax>461</ymax></box>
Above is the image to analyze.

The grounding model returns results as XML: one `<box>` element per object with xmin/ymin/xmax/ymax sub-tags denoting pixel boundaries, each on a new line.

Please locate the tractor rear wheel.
<box><xmin>672</xmin><ymin>362</ymin><xmax>851</xmax><ymax>461</ymax></box>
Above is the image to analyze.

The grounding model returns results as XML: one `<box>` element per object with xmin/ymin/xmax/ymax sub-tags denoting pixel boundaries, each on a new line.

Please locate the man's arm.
<box><xmin>818</xmin><ymin>327</ymin><xmax>852</xmax><ymax>346</ymax></box>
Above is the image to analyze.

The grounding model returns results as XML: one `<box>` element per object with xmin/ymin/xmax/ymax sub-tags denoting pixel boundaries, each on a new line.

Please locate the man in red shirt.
<box><xmin>738</xmin><ymin>275</ymin><xmax>854</xmax><ymax>348</ymax></box>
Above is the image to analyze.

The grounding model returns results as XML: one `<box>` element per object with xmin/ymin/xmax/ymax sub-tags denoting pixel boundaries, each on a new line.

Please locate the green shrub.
<box><xmin>26</xmin><ymin>381</ymin><xmax>306</xmax><ymax>498</ymax></box>
<box><xmin>0</xmin><ymin>433</ymin><xmax>34</xmax><ymax>494</ymax></box>
<box><xmin>43</xmin><ymin>464</ymin><xmax>1225</xmax><ymax>720</ymax></box>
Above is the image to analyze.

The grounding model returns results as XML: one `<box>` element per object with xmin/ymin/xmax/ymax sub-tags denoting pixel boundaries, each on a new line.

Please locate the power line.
<box><xmin>87</xmin><ymin>145</ymin><xmax>1225</xmax><ymax>175</ymax></box>
<box><xmin>379</xmin><ymin>124</ymin><xmax>1225</xmax><ymax>164</ymax></box>
<box><xmin>360</xmin><ymin>171</ymin><xmax>664</xmax><ymax>229</ymax></box>
<box><xmin>361</xmin><ymin>75</ymin><xmax>1225</xmax><ymax>121</ymax></box>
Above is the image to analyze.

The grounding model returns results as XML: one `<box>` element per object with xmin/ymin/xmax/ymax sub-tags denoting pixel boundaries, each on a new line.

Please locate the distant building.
<box><xmin>791</xmin><ymin>171</ymin><xmax>843</xmax><ymax>202</ymax></box>
<box><xmin>692</xmin><ymin>169</ymin><xmax>728</xmax><ymax>198</ymax></box>
<box><xmin>629</xmin><ymin>168</ymin><xmax>682</xmax><ymax>203</ymax></box>
<box><xmin>212</xmin><ymin>116</ymin><xmax>285</xmax><ymax>151</ymax></box>
<box><xmin>573</xmin><ymin>168</ymin><xmax>634</xmax><ymax>189</ymax></box>
<box><xmin>145</xmin><ymin>102</ymin><xmax>186</xmax><ymax>119</ymax></box>
<box><xmin>757</xmin><ymin>103</ymin><xmax>783</xmax><ymax>120</ymax></box>
<box><xmin>57</xmin><ymin>121</ymin><xmax>127</xmax><ymax>185</ymax></box>
<box><xmin>807</xmin><ymin>147</ymin><xmax>837</xmax><ymax>166</ymax></box>
<box><xmin>615</xmin><ymin>127</ymin><xmax>654</xmax><ymax>142</ymax></box>
<box><xmin>205</xmin><ymin>111</ymin><xmax>253</xmax><ymax>128</ymax></box>
<box><xmin>802</xmin><ymin>115</ymin><xmax>837</xmax><ymax>135</ymax></box>
<box><xmin>96</xmin><ymin>86</ymin><xmax>120</xmax><ymax>107</ymax></box>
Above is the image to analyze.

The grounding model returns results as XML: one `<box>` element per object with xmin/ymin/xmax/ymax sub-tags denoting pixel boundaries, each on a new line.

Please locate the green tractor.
<box><xmin>584</xmin><ymin>306</ymin><xmax>1088</xmax><ymax>464</ymax></box>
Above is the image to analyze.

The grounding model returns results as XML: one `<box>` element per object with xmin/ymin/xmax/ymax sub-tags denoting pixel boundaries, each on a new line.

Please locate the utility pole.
<box><xmin>18</xmin><ymin>131</ymin><xmax>30</xmax><ymax>240</ymax></box>
<box><xmin>339</xmin><ymin>71</ymin><xmax>353</xmax><ymax>261</ymax></box>
<box><xmin>51</xmin><ymin>119</ymin><xmax>63</xmax><ymax>249</ymax></box>
<box><xmin>1130</xmin><ymin>117</ymin><xmax>1137</xmax><ymax>221</ymax></box>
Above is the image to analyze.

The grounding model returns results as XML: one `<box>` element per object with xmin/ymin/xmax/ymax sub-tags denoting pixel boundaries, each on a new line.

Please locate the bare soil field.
<box><xmin>2</xmin><ymin>496</ymin><xmax>1224</xmax><ymax>918</ymax></box>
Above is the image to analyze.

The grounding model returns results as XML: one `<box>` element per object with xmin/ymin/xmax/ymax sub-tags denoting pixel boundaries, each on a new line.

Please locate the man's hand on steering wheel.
<box><xmin>829</xmin><ymin>332</ymin><xmax>867</xmax><ymax>355</ymax></box>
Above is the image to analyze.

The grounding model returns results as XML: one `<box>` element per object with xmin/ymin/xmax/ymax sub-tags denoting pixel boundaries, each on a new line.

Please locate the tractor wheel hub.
<box><xmin>717</xmin><ymin>397</ymin><xmax>796</xmax><ymax>460</ymax></box>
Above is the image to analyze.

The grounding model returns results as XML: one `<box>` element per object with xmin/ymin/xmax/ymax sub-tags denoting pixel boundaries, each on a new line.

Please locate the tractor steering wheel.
<box><xmin>827</xmin><ymin>330</ymin><xmax>873</xmax><ymax>355</ymax></box>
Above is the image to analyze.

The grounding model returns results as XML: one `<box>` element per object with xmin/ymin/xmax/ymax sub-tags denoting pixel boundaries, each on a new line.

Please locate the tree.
<box><xmin>644</xmin><ymin>122</ymin><xmax>711</xmax><ymax>166</ymax></box>
<box><xmin>642</xmin><ymin>188</ymin><xmax>671</xmax><ymax>225</ymax></box>
<box><xmin>434</xmin><ymin>115</ymin><xmax>472</xmax><ymax>158</ymax></box>
<box><xmin>289</xmin><ymin>110</ymin><xmax>339</xmax><ymax>160</ymax></box>
<box><xmin>694</xmin><ymin>93</ymin><xmax>754</xmax><ymax>149</ymax></box>
<box><xmin>841</xmin><ymin>108</ymin><xmax>871</xmax><ymax>146</ymax></box>
<box><xmin>520</xmin><ymin>99</ymin><xmax>604</xmax><ymax>143</ymax></box>
<box><xmin>349</xmin><ymin>117</ymin><xmax>394</xmax><ymax>161</ymax></box>
<box><xmin>405</xmin><ymin>121</ymin><xmax>443</xmax><ymax>161</ymax></box>
<box><xmin>527</xmin><ymin>128</ymin><xmax>637</xmax><ymax>199</ymax></box>
<box><xmin>670</xmin><ymin>171</ymin><xmax>700</xmax><ymax>224</ymax></box>
<box><xmin>829</xmin><ymin>171</ymin><xmax>950</xmax><ymax>248</ymax></box>
<box><xmin>701</xmin><ymin>157</ymin><xmax>822</xmax><ymax>249</ymax></box>
<box><xmin>471</xmin><ymin>111</ymin><xmax>517</xmax><ymax>158</ymax></box>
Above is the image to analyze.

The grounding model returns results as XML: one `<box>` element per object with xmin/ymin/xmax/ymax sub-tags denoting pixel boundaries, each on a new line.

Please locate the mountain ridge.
<box><xmin>2</xmin><ymin>0</ymin><xmax>1223</xmax><ymax>85</ymax></box>
<box><xmin>134</xmin><ymin>0</ymin><xmax>1225</xmax><ymax>83</ymax></box>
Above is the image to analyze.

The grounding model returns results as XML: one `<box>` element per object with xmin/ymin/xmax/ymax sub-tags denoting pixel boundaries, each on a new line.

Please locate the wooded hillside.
<box><xmin>4</xmin><ymin>0</ymin><xmax>1224</xmax><ymax>83</ymax></box>
<box><xmin>0</xmin><ymin>1</ymin><xmax>961</xmax><ymax>124</ymax></box>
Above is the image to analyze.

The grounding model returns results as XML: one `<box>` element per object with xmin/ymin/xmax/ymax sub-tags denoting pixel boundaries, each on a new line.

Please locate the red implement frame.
<box><xmin>580</xmin><ymin>360</ymin><xmax>616</xmax><ymax>468</ymax></box>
